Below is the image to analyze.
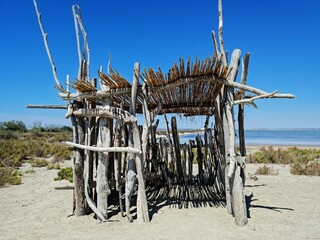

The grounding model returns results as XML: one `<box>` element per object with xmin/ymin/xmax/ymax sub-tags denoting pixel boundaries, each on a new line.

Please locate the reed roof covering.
<box><xmin>72</xmin><ymin>56</ymin><xmax>231</xmax><ymax>115</ymax></box>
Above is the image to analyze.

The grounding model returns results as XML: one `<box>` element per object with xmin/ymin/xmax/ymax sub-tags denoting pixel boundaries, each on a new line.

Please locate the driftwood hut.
<box><xmin>29</xmin><ymin>0</ymin><xmax>294</xmax><ymax>226</ymax></box>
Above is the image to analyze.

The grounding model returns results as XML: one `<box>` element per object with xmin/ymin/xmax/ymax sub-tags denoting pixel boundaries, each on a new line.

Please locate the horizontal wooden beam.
<box><xmin>26</xmin><ymin>105</ymin><xmax>68</xmax><ymax>109</ymax></box>
<box><xmin>72</xmin><ymin>106</ymin><xmax>137</xmax><ymax>123</ymax></box>
<box><xmin>66</xmin><ymin>141</ymin><xmax>142</xmax><ymax>154</ymax></box>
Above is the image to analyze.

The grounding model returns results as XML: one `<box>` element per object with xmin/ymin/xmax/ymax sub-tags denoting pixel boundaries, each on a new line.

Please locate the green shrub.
<box><xmin>0</xmin><ymin>120</ymin><xmax>27</xmax><ymax>132</ymax></box>
<box><xmin>0</xmin><ymin>167</ymin><xmax>22</xmax><ymax>187</ymax></box>
<box><xmin>54</xmin><ymin>167</ymin><xmax>73</xmax><ymax>182</ymax></box>
<box><xmin>0</xmin><ymin>130</ymin><xmax>18</xmax><ymax>140</ymax></box>
<box><xmin>30</xmin><ymin>159</ymin><xmax>48</xmax><ymax>167</ymax></box>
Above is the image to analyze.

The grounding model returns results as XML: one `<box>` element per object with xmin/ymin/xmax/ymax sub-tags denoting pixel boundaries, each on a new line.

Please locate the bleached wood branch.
<box><xmin>98</xmin><ymin>66</ymin><xmax>104</xmax><ymax>90</ymax></box>
<box><xmin>76</xmin><ymin>7</ymin><xmax>90</xmax><ymax>81</ymax></box>
<box><xmin>66</xmin><ymin>141</ymin><xmax>142</xmax><ymax>154</ymax></box>
<box><xmin>240</xmin><ymin>53</ymin><xmax>250</xmax><ymax>90</ymax></box>
<box><xmin>26</xmin><ymin>104</ymin><xmax>67</xmax><ymax>109</ymax></box>
<box><xmin>72</xmin><ymin>5</ymin><xmax>82</xmax><ymax>78</ymax></box>
<box><xmin>224</xmin><ymin>50</ymin><xmax>241</xmax><ymax>178</ymax></box>
<box><xmin>218</xmin><ymin>0</ymin><xmax>227</xmax><ymax>66</ymax></box>
<box><xmin>233</xmin><ymin>90</ymin><xmax>278</xmax><ymax>108</ymax></box>
<box><xmin>211</xmin><ymin>31</ymin><xmax>221</xmax><ymax>58</ymax></box>
<box><xmin>226</xmin><ymin>102</ymin><xmax>236</xmax><ymax>178</ymax></box>
<box><xmin>72</xmin><ymin>5</ymin><xmax>90</xmax><ymax>81</ymax></box>
<box><xmin>33</xmin><ymin>0</ymin><xmax>64</xmax><ymax>92</ymax></box>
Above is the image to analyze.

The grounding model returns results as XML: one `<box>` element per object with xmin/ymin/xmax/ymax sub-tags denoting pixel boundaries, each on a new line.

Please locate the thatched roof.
<box><xmin>72</xmin><ymin>56</ymin><xmax>231</xmax><ymax>116</ymax></box>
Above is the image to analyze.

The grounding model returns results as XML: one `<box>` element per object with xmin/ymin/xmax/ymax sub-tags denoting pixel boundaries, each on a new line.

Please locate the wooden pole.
<box><xmin>71</xmin><ymin>102</ymin><xmax>87</xmax><ymax>216</ymax></box>
<box><xmin>96</xmin><ymin>98</ymin><xmax>112</xmax><ymax>219</ymax></box>
<box><xmin>187</xmin><ymin>140</ymin><xmax>194</xmax><ymax>183</ymax></box>
<box><xmin>196</xmin><ymin>134</ymin><xmax>203</xmax><ymax>184</ymax></box>
<box><xmin>33</xmin><ymin>0</ymin><xmax>64</xmax><ymax>91</ymax></box>
<box><xmin>129</xmin><ymin>62</ymin><xmax>149</xmax><ymax>223</ymax></box>
<box><xmin>164</xmin><ymin>113</ymin><xmax>174</xmax><ymax>173</ymax></box>
<box><xmin>171</xmin><ymin>116</ymin><xmax>183</xmax><ymax>183</ymax></box>
<box><xmin>238</xmin><ymin>53</ymin><xmax>250</xmax><ymax>157</ymax></box>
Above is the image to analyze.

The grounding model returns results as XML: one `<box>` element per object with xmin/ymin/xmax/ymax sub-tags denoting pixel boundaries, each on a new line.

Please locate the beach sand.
<box><xmin>0</xmin><ymin>146</ymin><xmax>320</xmax><ymax>240</ymax></box>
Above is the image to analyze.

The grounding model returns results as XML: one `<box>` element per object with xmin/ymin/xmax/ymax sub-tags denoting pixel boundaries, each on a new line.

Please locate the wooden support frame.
<box><xmin>30</xmin><ymin>0</ymin><xmax>295</xmax><ymax>227</ymax></box>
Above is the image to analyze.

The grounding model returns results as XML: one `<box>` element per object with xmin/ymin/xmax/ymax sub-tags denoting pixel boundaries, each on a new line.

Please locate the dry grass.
<box><xmin>254</xmin><ymin>165</ymin><xmax>278</xmax><ymax>175</ymax></box>
<box><xmin>290</xmin><ymin>161</ymin><xmax>320</xmax><ymax>176</ymax></box>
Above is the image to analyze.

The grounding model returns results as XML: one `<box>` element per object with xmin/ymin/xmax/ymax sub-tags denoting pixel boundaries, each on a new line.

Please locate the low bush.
<box><xmin>54</xmin><ymin>167</ymin><xmax>73</xmax><ymax>182</ymax></box>
<box><xmin>0</xmin><ymin>120</ymin><xmax>27</xmax><ymax>132</ymax></box>
<box><xmin>51</xmin><ymin>144</ymin><xmax>72</xmax><ymax>162</ymax></box>
<box><xmin>290</xmin><ymin>161</ymin><xmax>320</xmax><ymax>176</ymax></box>
<box><xmin>0</xmin><ymin>130</ymin><xmax>18</xmax><ymax>140</ymax></box>
<box><xmin>30</xmin><ymin>159</ymin><xmax>48</xmax><ymax>167</ymax></box>
<box><xmin>0</xmin><ymin>167</ymin><xmax>22</xmax><ymax>187</ymax></box>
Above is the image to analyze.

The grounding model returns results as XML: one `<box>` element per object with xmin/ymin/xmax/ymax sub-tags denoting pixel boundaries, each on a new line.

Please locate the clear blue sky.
<box><xmin>0</xmin><ymin>0</ymin><xmax>319</xmax><ymax>129</ymax></box>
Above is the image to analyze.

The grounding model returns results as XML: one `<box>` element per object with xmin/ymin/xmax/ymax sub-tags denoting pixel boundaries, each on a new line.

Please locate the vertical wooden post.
<box><xmin>187</xmin><ymin>140</ymin><xmax>194</xmax><ymax>183</ymax></box>
<box><xmin>71</xmin><ymin>102</ymin><xmax>87</xmax><ymax>216</ymax></box>
<box><xmin>195</xmin><ymin>134</ymin><xmax>203</xmax><ymax>184</ymax></box>
<box><xmin>203</xmin><ymin>115</ymin><xmax>210</xmax><ymax>173</ymax></box>
<box><xmin>171</xmin><ymin>116</ymin><xmax>183</xmax><ymax>183</ymax></box>
<box><xmin>213</xmin><ymin>93</ymin><xmax>226</xmax><ymax>192</ymax></box>
<box><xmin>130</xmin><ymin>62</ymin><xmax>149</xmax><ymax>223</ymax></box>
<box><xmin>125</xmin><ymin>63</ymin><xmax>140</xmax><ymax>222</ymax></box>
<box><xmin>224</xmin><ymin>49</ymin><xmax>248</xmax><ymax>226</ymax></box>
<box><xmin>164</xmin><ymin>113</ymin><xmax>174</xmax><ymax>173</ymax></box>
<box><xmin>206</xmin><ymin>128</ymin><xmax>214</xmax><ymax>185</ymax></box>
<box><xmin>181</xmin><ymin>143</ymin><xmax>187</xmax><ymax>184</ymax></box>
<box><xmin>89</xmin><ymin>78</ymin><xmax>97</xmax><ymax>198</ymax></box>
<box><xmin>114</xmin><ymin>117</ymin><xmax>124</xmax><ymax>216</ymax></box>
<box><xmin>96</xmin><ymin>98</ymin><xmax>112</xmax><ymax>219</ymax></box>
<box><xmin>238</xmin><ymin>53</ymin><xmax>250</xmax><ymax>157</ymax></box>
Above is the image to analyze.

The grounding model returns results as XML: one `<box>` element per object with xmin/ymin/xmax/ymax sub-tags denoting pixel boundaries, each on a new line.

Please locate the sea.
<box><xmin>178</xmin><ymin>129</ymin><xmax>320</xmax><ymax>146</ymax></box>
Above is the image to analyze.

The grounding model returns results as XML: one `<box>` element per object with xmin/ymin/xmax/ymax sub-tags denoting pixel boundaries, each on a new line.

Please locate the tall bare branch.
<box><xmin>33</xmin><ymin>0</ymin><xmax>64</xmax><ymax>92</ymax></box>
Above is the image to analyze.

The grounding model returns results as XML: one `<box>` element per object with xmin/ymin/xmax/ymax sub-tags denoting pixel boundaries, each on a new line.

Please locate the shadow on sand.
<box><xmin>245</xmin><ymin>193</ymin><xmax>294</xmax><ymax>218</ymax></box>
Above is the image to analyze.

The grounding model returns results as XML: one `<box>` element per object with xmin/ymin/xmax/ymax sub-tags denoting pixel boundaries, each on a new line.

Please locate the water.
<box><xmin>178</xmin><ymin>129</ymin><xmax>320</xmax><ymax>146</ymax></box>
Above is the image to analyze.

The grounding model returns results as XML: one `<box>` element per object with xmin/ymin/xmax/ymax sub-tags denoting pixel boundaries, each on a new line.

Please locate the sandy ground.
<box><xmin>1</xmin><ymin>147</ymin><xmax>320</xmax><ymax>240</ymax></box>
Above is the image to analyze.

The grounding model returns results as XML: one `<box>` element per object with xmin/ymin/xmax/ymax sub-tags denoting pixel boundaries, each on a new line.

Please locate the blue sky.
<box><xmin>0</xmin><ymin>0</ymin><xmax>319</xmax><ymax>129</ymax></box>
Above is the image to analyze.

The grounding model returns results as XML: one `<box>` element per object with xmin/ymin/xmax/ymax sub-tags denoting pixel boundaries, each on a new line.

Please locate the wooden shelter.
<box><xmin>29</xmin><ymin>0</ymin><xmax>294</xmax><ymax>226</ymax></box>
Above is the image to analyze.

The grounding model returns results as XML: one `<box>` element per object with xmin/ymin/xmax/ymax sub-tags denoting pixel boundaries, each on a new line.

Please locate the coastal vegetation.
<box><xmin>248</xmin><ymin>146</ymin><xmax>320</xmax><ymax>176</ymax></box>
<box><xmin>0</xmin><ymin>120</ymin><xmax>72</xmax><ymax>187</ymax></box>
